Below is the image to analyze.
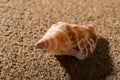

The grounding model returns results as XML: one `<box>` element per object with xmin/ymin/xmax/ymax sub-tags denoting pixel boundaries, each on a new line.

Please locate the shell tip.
<box><xmin>34</xmin><ymin>41</ymin><xmax>44</xmax><ymax>48</ymax></box>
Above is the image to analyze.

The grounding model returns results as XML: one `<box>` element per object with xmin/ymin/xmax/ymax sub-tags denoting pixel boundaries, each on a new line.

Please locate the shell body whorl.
<box><xmin>35</xmin><ymin>22</ymin><xmax>97</xmax><ymax>60</ymax></box>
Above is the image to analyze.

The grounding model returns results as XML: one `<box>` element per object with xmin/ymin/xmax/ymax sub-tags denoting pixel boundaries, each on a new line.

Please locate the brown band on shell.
<box><xmin>60</xmin><ymin>24</ymin><xmax>77</xmax><ymax>44</ymax></box>
<box><xmin>44</xmin><ymin>39</ymin><xmax>50</xmax><ymax>49</ymax></box>
<box><xmin>50</xmin><ymin>37</ymin><xmax>58</xmax><ymax>51</ymax></box>
<box><xmin>54</xmin><ymin>30</ymin><xmax>67</xmax><ymax>50</ymax></box>
<box><xmin>60</xmin><ymin>29</ymin><xmax>71</xmax><ymax>46</ymax></box>
<box><xmin>73</xmin><ymin>26</ymin><xmax>88</xmax><ymax>42</ymax></box>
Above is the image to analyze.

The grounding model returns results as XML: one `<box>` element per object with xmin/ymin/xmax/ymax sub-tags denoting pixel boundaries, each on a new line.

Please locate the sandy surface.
<box><xmin>0</xmin><ymin>0</ymin><xmax>120</xmax><ymax>80</ymax></box>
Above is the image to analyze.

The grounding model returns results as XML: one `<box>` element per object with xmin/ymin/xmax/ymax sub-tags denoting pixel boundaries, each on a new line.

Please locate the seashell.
<box><xmin>34</xmin><ymin>22</ymin><xmax>97</xmax><ymax>60</ymax></box>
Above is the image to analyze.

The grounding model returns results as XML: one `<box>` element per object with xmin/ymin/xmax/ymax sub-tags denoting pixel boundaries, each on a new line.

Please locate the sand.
<box><xmin>0</xmin><ymin>0</ymin><xmax>120</xmax><ymax>80</ymax></box>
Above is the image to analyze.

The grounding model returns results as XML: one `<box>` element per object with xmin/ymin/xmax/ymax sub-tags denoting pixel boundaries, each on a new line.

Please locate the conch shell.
<box><xmin>35</xmin><ymin>22</ymin><xmax>97</xmax><ymax>60</ymax></box>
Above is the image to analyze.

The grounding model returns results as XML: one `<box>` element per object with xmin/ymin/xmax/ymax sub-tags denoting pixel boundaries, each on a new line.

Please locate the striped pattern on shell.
<box><xmin>35</xmin><ymin>22</ymin><xmax>97</xmax><ymax>60</ymax></box>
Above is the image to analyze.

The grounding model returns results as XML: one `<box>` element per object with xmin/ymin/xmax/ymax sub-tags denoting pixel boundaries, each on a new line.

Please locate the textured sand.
<box><xmin>0</xmin><ymin>0</ymin><xmax>120</xmax><ymax>80</ymax></box>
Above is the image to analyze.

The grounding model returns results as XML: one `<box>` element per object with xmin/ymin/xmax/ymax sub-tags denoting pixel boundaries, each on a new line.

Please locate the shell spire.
<box><xmin>35</xmin><ymin>22</ymin><xmax>97</xmax><ymax>60</ymax></box>
<box><xmin>34</xmin><ymin>40</ymin><xmax>45</xmax><ymax>48</ymax></box>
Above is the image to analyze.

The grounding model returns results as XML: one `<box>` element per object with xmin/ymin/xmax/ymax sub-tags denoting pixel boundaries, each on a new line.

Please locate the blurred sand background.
<box><xmin>0</xmin><ymin>0</ymin><xmax>120</xmax><ymax>80</ymax></box>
